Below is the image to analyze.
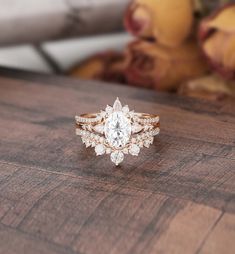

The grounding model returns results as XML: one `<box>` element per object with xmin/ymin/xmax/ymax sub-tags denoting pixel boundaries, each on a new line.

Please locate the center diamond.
<box><xmin>104</xmin><ymin>111</ymin><xmax>131</xmax><ymax>149</ymax></box>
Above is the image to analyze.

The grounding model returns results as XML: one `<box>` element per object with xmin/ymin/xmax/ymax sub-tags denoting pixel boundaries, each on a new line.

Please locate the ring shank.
<box><xmin>138</xmin><ymin>113</ymin><xmax>158</xmax><ymax>119</ymax></box>
<box><xmin>75</xmin><ymin>112</ymin><xmax>160</xmax><ymax>131</ymax></box>
<box><xmin>76</xmin><ymin>112</ymin><xmax>159</xmax><ymax>121</ymax></box>
<box><xmin>80</xmin><ymin>113</ymin><xmax>98</xmax><ymax>118</ymax></box>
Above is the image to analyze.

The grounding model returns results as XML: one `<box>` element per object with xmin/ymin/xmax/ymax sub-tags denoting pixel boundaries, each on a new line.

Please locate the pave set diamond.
<box><xmin>75</xmin><ymin>98</ymin><xmax>160</xmax><ymax>166</ymax></box>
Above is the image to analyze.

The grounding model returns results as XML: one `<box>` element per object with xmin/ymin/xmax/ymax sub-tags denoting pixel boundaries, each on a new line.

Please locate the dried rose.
<box><xmin>70</xmin><ymin>51</ymin><xmax>127</xmax><ymax>84</ymax></box>
<box><xmin>125</xmin><ymin>0</ymin><xmax>194</xmax><ymax>47</ymax></box>
<box><xmin>194</xmin><ymin>0</ymin><xmax>233</xmax><ymax>17</ymax></box>
<box><xmin>125</xmin><ymin>40</ymin><xmax>209</xmax><ymax>91</ymax></box>
<box><xmin>179</xmin><ymin>74</ymin><xmax>235</xmax><ymax>100</ymax></box>
<box><xmin>199</xmin><ymin>3</ymin><xmax>235</xmax><ymax>79</ymax></box>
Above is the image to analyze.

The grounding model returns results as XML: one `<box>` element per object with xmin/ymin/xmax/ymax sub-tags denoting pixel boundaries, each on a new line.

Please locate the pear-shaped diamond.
<box><xmin>110</xmin><ymin>151</ymin><xmax>124</xmax><ymax>165</ymax></box>
<box><xmin>104</xmin><ymin>100</ymin><xmax>131</xmax><ymax>148</ymax></box>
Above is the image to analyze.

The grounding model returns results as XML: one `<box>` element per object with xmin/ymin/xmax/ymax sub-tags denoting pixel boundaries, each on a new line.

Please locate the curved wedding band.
<box><xmin>75</xmin><ymin>98</ymin><xmax>160</xmax><ymax>165</ymax></box>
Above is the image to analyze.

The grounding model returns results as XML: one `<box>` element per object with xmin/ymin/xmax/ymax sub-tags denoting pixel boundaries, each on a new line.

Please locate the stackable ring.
<box><xmin>75</xmin><ymin>98</ymin><xmax>160</xmax><ymax>166</ymax></box>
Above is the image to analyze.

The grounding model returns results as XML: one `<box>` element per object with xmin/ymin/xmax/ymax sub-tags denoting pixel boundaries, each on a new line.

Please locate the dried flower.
<box><xmin>194</xmin><ymin>0</ymin><xmax>233</xmax><ymax>17</ymax></box>
<box><xmin>70</xmin><ymin>51</ymin><xmax>127</xmax><ymax>84</ymax></box>
<box><xmin>125</xmin><ymin>0</ymin><xmax>194</xmax><ymax>47</ymax></box>
<box><xmin>125</xmin><ymin>40</ymin><xmax>209</xmax><ymax>91</ymax></box>
<box><xmin>199</xmin><ymin>3</ymin><xmax>235</xmax><ymax>79</ymax></box>
<box><xmin>179</xmin><ymin>74</ymin><xmax>235</xmax><ymax>100</ymax></box>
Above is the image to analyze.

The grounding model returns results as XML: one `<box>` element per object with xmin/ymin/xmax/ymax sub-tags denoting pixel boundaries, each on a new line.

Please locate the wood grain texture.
<box><xmin>0</xmin><ymin>67</ymin><xmax>234</xmax><ymax>254</ymax></box>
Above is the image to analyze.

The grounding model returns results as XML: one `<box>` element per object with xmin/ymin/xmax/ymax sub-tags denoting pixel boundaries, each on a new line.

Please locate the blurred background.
<box><xmin>0</xmin><ymin>0</ymin><xmax>131</xmax><ymax>73</ymax></box>
<box><xmin>0</xmin><ymin>0</ymin><xmax>235</xmax><ymax>101</ymax></box>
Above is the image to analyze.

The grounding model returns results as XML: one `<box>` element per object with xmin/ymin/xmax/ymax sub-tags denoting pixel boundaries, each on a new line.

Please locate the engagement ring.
<box><xmin>75</xmin><ymin>98</ymin><xmax>160</xmax><ymax>166</ymax></box>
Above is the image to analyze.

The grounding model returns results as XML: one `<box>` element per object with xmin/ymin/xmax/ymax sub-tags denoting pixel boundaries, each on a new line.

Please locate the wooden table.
<box><xmin>0</xmin><ymin>67</ymin><xmax>234</xmax><ymax>254</ymax></box>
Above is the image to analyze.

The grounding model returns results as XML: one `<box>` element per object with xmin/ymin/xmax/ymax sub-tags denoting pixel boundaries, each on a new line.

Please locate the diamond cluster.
<box><xmin>76</xmin><ymin>98</ymin><xmax>160</xmax><ymax>166</ymax></box>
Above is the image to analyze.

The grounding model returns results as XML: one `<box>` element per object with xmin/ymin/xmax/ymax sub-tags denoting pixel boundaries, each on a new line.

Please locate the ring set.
<box><xmin>75</xmin><ymin>98</ymin><xmax>160</xmax><ymax>166</ymax></box>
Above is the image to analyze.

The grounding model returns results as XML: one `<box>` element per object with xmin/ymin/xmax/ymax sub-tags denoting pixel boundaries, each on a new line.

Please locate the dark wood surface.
<box><xmin>0</xmin><ymin>67</ymin><xmax>234</xmax><ymax>254</ymax></box>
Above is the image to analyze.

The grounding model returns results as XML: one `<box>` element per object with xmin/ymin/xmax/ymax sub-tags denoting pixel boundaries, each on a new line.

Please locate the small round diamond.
<box><xmin>105</xmin><ymin>105</ymin><xmax>113</xmax><ymax>114</ymax></box>
<box><xmin>100</xmin><ymin>110</ymin><xmax>106</xmax><ymax>118</ymax></box>
<box><xmin>95</xmin><ymin>144</ymin><xmax>105</xmax><ymax>156</ymax></box>
<box><xmin>122</xmin><ymin>105</ymin><xmax>129</xmax><ymax>114</ymax></box>
<box><xmin>85</xmin><ymin>140</ymin><xmax>91</xmax><ymax>148</ymax></box>
<box><xmin>144</xmin><ymin>141</ymin><xmax>150</xmax><ymax>148</ymax></box>
<box><xmin>123</xmin><ymin>148</ymin><xmax>129</xmax><ymax>154</ymax></box>
<box><xmin>110</xmin><ymin>151</ymin><xmax>124</xmax><ymax>165</ymax></box>
<box><xmin>144</xmin><ymin>137</ymin><xmax>154</xmax><ymax>148</ymax></box>
<box><xmin>129</xmin><ymin>144</ymin><xmax>140</xmax><ymax>156</ymax></box>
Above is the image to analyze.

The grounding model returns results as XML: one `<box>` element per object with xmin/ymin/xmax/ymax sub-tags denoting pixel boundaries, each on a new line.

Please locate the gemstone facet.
<box><xmin>95</xmin><ymin>144</ymin><xmax>105</xmax><ymax>155</ymax></box>
<box><xmin>104</xmin><ymin>111</ymin><xmax>131</xmax><ymax>148</ymax></box>
<box><xmin>110</xmin><ymin>151</ymin><xmax>124</xmax><ymax>165</ymax></box>
<box><xmin>129</xmin><ymin>144</ymin><xmax>140</xmax><ymax>156</ymax></box>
